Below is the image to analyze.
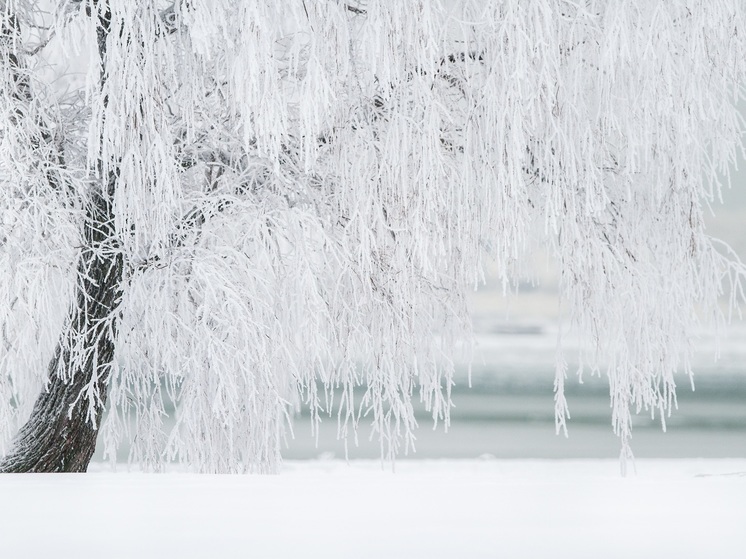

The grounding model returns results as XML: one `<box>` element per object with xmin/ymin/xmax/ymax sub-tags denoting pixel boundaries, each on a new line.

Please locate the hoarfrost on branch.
<box><xmin>0</xmin><ymin>0</ymin><xmax>744</xmax><ymax>472</ymax></box>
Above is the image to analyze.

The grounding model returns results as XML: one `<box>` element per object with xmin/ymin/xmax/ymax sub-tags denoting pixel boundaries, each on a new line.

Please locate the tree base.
<box><xmin>0</xmin><ymin>356</ymin><xmax>106</xmax><ymax>473</ymax></box>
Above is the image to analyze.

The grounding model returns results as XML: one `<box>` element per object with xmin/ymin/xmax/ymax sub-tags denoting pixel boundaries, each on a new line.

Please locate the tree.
<box><xmin>0</xmin><ymin>0</ymin><xmax>744</xmax><ymax>473</ymax></box>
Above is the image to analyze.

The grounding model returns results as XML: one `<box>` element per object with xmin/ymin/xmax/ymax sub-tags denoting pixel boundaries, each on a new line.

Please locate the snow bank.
<box><xmin>0</xmin><ymin>459</ymin><xmax>744</xmax><ymax>558</ymax></box>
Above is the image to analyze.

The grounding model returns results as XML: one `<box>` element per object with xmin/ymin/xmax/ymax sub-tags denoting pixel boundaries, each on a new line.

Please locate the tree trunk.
<box><xmin>0</xmin><ymin>0</ymin><xmax>120</xmax><ymax>474</ymax></box>
<box><xmin>0</xmin><ymin>184</ymin><xmax>122</xmax><ymax>473</ymax></box>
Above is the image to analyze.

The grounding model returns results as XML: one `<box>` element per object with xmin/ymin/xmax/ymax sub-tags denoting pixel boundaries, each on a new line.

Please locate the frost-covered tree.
<box><xmin>1</xmin><ymin>0</ymin><xmax>744</xmax><ymax>473</ymax></box>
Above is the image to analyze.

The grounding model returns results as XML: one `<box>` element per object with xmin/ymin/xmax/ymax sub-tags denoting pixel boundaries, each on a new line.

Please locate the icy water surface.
<box><xmin>284</xmin><ymin>373</ymin><xmax>746</xmax><ymax>460</ymax></box>
<box><xmin>284</xmin><ymin>324</ymin><xmax>746</xmax><ymax>460</ymax></box>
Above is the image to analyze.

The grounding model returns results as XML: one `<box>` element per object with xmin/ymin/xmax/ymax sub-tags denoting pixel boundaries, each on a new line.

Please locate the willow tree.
<box><xmin>0</xmin><ymin>0</ymin><xmax>744</xmax><ymax>473</ymax></box>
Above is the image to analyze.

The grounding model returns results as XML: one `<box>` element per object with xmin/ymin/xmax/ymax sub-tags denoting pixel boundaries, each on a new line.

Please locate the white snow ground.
<box><xmin>0</xmin><ymin>459</ymin><xmax>744</xmax><ymax>559</ymax></box>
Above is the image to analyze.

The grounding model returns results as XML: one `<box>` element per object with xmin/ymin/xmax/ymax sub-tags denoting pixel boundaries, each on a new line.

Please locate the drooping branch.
<box><xmin>0</xmin><ymin>10</ymin><xmax>70</xmax><ymax>200</ymax></box>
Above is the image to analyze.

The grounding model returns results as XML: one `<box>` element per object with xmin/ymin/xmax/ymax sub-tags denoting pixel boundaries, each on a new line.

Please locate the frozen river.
<box><xmin>285</xmin><ymin>325</ymin><xmax>746</xmax><ymax>460</ymax></box>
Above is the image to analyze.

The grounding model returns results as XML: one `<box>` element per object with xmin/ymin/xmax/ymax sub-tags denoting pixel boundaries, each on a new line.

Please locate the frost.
<box><xmin>1</xmin><ymin>0</ymin><xmax>745</xmax><ymax>472</ymax></box>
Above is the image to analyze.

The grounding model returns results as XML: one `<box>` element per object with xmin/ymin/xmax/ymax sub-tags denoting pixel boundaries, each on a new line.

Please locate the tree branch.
<box><xmin>1</xmin><ymin>10</ymin><xmax>70</xmax><ymax>199</ymax></box>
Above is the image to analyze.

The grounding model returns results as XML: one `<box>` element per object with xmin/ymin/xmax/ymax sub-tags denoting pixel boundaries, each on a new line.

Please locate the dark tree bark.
<box><xmin>0</xmin><ymin>184</ymin><xmax>122</xmax><ymax>472</ymax></box>
<box><xmin>0</xmin><ymin>2</ymin><xmax>119</xmax><ymax>473</ymax></box>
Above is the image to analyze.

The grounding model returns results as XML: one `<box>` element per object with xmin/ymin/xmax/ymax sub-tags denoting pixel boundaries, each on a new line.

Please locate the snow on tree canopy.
<box><xmin>0</xmin><ymin>0</ymin><xmax>744</xmax><ymax>473</ymax></box>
